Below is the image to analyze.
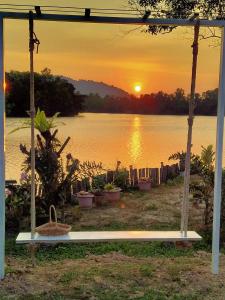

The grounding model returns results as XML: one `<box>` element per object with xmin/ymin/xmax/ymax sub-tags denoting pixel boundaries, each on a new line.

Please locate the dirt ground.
<box><xmin>1</xmin><ymin>252</ymin><xmax>225</xmax><ymax>299</ymax></box>
<box><xmin>70</xmin><ymin>182</ymin><xmax>204</xmax><ymax>231</ymax></box>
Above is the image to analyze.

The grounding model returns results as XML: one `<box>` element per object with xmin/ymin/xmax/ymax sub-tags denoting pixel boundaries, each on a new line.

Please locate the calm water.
<box><xmin>5</xmin><ymin>113</ymin><xmax>220</xmax><ymax>180</ymax></box>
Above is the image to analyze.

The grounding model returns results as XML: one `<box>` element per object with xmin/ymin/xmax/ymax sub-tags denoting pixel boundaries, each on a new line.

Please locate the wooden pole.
<box><xmin>181</xmin><ymin>20</ymin><xmax>200</xmax><ymax>236</ymax></box>
<box><xmin>29</xmin><ymin>11</ymin><xmax>36</xmax><ymax>239</ymax></box>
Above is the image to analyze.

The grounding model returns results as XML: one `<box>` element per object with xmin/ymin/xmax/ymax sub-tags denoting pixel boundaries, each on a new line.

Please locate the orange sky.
<box><xmin>4</xmin><ymin>0</ymin><xmax>221</xmax><ymax>94</ymax></box>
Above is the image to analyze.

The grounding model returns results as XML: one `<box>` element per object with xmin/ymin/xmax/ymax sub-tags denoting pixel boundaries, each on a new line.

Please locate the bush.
<box><xmin>10</xmin><ymin>110</ymin><xmax>103</xmax><ymax>225</ymax></box>
<box><xmin>5</xmin><ymin>182</ymin><xmax>31</xmax><ymax>232</ymax></box>
<box><xmin>114</xmin><ymin>168</ymin><xmax>129</xmax><ymax>190</ymax></box>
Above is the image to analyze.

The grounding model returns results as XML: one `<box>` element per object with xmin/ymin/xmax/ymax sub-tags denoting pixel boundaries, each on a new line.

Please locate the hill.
<box><xmin>63</xmin><ymin>77</ymin><xmax>129</xmax><ymax>97</ymax></box>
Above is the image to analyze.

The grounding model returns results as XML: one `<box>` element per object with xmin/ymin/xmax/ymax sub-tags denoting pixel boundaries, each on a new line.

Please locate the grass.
<box><xmin>6</xmin><ymin>237</ymin><xmax>200</xmax><ymax>263</ymax></box>
<box><xmin>13</xmin><ymin>290</ymin><xmax>204</xmax><ymax>300</ymax></box>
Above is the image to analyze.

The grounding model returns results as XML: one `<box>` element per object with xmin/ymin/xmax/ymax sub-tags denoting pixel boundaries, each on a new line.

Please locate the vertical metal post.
<box><xmin>29</xmin><ymin>11</ymin><xmax>36</xmax><ymax>239</ymax></box>
<box><xmin>212</xmin><ymin>26</ymin><xmax>225</xmax><ymax>275</ymax></box>
<box><xmin>0</xmin><ymin>16</ymin><xmax>5</xmax><ymax>280</ymax></box>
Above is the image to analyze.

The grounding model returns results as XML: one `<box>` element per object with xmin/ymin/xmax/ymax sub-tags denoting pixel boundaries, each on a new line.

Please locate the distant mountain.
<box><xmin>63</xmin><ymin>77</ymin><xmax>129</xmax><ymax>98</ymax></box>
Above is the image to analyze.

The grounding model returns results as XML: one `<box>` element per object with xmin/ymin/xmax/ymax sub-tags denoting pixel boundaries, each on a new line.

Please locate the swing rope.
<box><xmin>181</xmin><ymin>19</ymin><xmax>200</xmax><ymax>236</ymax></box>
<box><xmin>29</xmin><ymin>11</ymin><xmax>40</xmax><ymax>239</ymax></box>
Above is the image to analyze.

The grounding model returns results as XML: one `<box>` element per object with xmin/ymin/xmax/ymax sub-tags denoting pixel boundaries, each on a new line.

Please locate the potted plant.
<box><xmin>103</xmin><ymin>183</ymin><xmax>121</xmax><ymax>202</ymax></box>
<box><xmin>92</xmin><ymin>189</ymin><xmax>106</xmax><ymax>207</ymax></box>
<box><xmin>91</xmin><ymin>175</ymin><xmax>106</xmax><ymax>206</ymax></box>
<box><xmin>77</xmin><ymin>191</ymin><xmax>94</xmax><ymax>209</ymax></box>
<box><xmin>138</xmin><ymin>177</ymin><xmax>152</xmax><ymax>191</ymax></box>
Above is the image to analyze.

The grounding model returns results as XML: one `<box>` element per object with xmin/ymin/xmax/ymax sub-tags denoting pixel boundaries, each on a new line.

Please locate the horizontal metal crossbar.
<box><xmin>0</xmin><ymin>12</ymin><xmax>225</xmax><ymax>27</ymax></box>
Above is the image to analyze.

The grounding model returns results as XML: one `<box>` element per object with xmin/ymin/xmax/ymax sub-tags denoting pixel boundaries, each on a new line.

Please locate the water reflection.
<box><xmin>128</xmin><ymin>116</ymin><xmax>142</xmax><ymax>164</ymax></box>
<box><xmin>6</xmin><ymin>114</ymin><xmax>218</xmax><ymax>179</ymax></box>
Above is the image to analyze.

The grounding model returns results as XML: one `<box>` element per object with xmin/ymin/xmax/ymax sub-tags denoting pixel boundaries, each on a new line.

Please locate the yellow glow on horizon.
<box><xmin>134</xmin><ymin>84</ymin><xmax>142</xmax><ymax>93</ymax></box>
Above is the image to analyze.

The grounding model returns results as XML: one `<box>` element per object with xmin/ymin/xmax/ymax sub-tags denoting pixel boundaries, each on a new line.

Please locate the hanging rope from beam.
<box><xmin>29</xmin><ymin>10</ymin><xmax>40</xmax><ymax>239</ymax></box>
<box><xmin>181</xmin><ymin>18</ymin><xmax>200</xmax><ymax>236</ymax></box>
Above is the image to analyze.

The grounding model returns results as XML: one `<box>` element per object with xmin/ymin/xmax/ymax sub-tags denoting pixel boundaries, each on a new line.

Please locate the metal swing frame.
<box><xmin>0</xmin><ymin>11</ymin><xmax>225</xmax><ymax>280</ymax></box>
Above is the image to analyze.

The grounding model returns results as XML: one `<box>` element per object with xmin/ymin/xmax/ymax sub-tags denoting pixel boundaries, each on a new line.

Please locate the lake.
<box><xmin>5</xmin><ymin>113</ymin><xmax>221</xmax><ymax>180</ymax></box>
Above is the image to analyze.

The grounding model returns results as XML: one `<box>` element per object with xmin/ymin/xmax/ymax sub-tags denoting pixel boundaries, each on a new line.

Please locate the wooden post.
<box><xmin>129</xmin><ymin>165</ymin><xmax>133</xmax><ymax>187</ymax></box>
<box><xmin>133</xmin><ymin>169</ymin><xmax>138</xmax><ymax>186</ymax></box>
<box><xmin>29</xmin><ymin>11</ymin><xmax>36</xmax><ymax>239</ymax></box>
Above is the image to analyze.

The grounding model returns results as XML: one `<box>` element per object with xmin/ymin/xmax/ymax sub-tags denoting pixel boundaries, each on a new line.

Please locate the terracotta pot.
<box><xmin>104</xmin><ymin>189</ymin><xmax>121</xmax><ymax>202</ymax></box>
<box><xmin>138</xmin><ymin>181</ymin><xmax>151</xmax><ymax>191</ymax></box>
<box><xmin>77</xmin><ymin>194</ymin><xmax>94</xmax><ymax>209</ymax></box>
<box><xmin>94</xmin><ymin>195</ymin><xmax>106</xmax><ymax>207</ymax></box>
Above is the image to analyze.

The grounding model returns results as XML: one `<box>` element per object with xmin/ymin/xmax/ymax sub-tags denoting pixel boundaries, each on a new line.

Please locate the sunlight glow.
<box><xmin>128</xmin><ymin>116</ymin><xmax>142</xmax><ymax>163</ymax></box>
<box><xmin>134</xmin><ymin>84</ymin><xmax>142</xmax><ymax>93</ymax></box>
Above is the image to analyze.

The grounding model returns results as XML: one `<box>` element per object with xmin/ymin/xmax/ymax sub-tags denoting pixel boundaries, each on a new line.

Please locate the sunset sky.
<box><xmin>4</xmin><ymin>0</ymin><xmax>221</xmax><ymax>94</ymax></box>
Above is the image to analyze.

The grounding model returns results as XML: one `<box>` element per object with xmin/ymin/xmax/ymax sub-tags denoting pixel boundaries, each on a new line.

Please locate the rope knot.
<box><xmin>32</xmin><ymin>32</ymin><xmax>40</xmax><ymax>54</ymax></box>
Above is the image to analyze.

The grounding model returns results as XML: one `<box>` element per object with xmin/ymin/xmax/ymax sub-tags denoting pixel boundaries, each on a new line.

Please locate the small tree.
<box><xmin>15</xmin><ymin>109</ymin><xmax>103</xmax><ymax>217</ymax></box>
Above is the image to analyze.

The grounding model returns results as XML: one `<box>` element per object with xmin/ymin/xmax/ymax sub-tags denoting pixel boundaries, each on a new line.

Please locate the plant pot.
<box><xmin>104</xmin><ymin>189</ymin><xmax>121</xmax><ymax>202</ymax></box>
<box><xmin>94</xmin><ymin>195</ymin><xmax>106</xmax><ymax>207</ymax></box>
<box><xmin>138</xmin><ymin>181</ymin><xmax>151</xmax><ymax>191</ymax></box>
<box><xmin>77</xmin><ymin>194</ymin><xmax>94</xmax><ymax>209</ymax></box>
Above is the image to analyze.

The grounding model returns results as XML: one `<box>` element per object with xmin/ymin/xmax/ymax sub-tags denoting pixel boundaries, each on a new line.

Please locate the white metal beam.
<box><xmin>212</xmin><ymin>26</ymin><xmax>225</xmax><ymax>275</ymax></box>
<box><xmin>0</xmin><ymin>16</ymin><xmax>5</xmax><ymax>280</ymax></box>
<box><xmin>0</xmin><ymin>12</ymin><xmax>224</xmax><ymax>28</ymax></box>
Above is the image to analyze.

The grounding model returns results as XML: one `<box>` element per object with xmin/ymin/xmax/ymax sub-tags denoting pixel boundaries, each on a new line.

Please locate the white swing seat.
<box><xmin>16</xmin><ymin>230</ymin><xmax>202</xmax><ymax>244</ymax></box>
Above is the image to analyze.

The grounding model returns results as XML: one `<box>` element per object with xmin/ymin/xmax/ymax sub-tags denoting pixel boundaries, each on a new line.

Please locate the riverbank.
<box><xmin>1</xmin><ymin>180</ymin><xmax>225</xmax><ymax>299</ymax></box>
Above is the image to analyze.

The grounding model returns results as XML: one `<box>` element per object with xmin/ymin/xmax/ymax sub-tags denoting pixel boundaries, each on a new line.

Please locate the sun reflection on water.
<box><xmin>128</xmin><ymin>116</ymin><xmax>142</xmax><ymax>164</ymax></box>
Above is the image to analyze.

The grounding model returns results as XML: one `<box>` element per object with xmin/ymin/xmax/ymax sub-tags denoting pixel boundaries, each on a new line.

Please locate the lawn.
<box><xmin>1</xmin><ymin>179</ymin><xmax>225</xmax><ymax>300</ymax></box>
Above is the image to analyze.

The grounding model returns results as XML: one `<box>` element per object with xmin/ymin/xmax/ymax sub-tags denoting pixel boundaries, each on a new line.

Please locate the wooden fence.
<box><xmin>5</xmin><ymin>162</ymin><xmax>180</xmax><ymax>194</ymax></box>
<box><xmin>72</xmin><ymin>162</ymin><xmax>180</xmax><ymax>193</ymax></box>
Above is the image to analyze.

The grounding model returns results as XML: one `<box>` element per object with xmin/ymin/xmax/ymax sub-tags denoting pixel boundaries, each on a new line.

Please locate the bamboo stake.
<box><xmin>29</xmin><ymin>11</ymin><xmax>36</xmax><ymax>239</ymax></box>
<box><xmin>181</xmin><ymin>19</ymin><xmax>200</xmax><ymax>236</ymax></box>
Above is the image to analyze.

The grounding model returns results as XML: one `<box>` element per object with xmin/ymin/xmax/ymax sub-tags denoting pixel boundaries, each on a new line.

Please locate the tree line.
<box><xmin>5</xmin><ymin>69</ymin><xmax>218</xmax><ymax>117</ymax></box>
<box><xmin>6</xmin><ymin>69</ymin><xmax>85</xmax><ymax>117</ymax></box>
<box><xmin>84</xmin><ymin>88</ymin><xmax>218</xmax><ymax>116</ymax></box>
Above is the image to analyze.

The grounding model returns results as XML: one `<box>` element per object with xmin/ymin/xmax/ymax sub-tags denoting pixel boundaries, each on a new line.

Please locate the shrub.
<box><xmin>11</xmin><ymin>109</ymin><xmax>103</xmax><ymax>222</ymax></box>
<box><xmin>114</xmin><ymin>168</ymin><xmax>129</xmax><ymax>190</ymax></box>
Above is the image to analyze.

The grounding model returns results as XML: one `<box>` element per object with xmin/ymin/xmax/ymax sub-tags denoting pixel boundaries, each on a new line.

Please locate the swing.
<box><xmin>16</xmin><ymin>11</ymin><xmax>202</xmax><ymax>246</ymax></box>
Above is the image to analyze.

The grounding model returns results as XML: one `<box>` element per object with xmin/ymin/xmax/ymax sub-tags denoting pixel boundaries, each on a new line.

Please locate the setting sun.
<box><xmin>134</xmin><ymin>84</ymin><xmax>142</xmax><ymax>93</ymax></box>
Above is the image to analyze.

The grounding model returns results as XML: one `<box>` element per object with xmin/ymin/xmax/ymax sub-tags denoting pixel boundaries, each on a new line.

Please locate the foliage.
<box><xmin>104</xmin><ymin>183</ymin><xmax>117</xmax><ymax>191</ymax></box>
<box><xmin>6</xmin><ymin>69</ymin><xmax>85</xmax><ymax>117</ymax></box>
<box><xmin>10</xmin><ymin>108</ymin><xmax>63</xmax><ymax>135</ymax></box>
<box><xmin>77</xmin><ymin>161</ymin><xmax>104</xmax><ymax>181</ymax></box>
<box><xmin>166</xmin><ymin>176</ymin><xmax>183</xmax><ymax>186</ymax></box>
<box><xmin>84</xmin><ymin>88</ymin><xmax>218</xmax><ymax>116</ymax></box>
<box><xmin>114</xmin><ymin>168</ymin><xmax>129</xmax><ymax>190</ymax></box>
<box><xmin>92</xmin><ymin>174</ymin><xmax>107</xmax><ymax>190</ymax></box>
<box><xmin>5</xmin><ymin>184</ymin><xmax>31</xmax><ymax>231</ymax></box>
<box><xmin>128</xmin><ymin>0</ymin><xmax>224</xmax><ymax>35</ymax></box>
<box><xmin>200</xmin><ymin>145</ymin><xmax>215</xmax><ymax>171</ymax></box>
<box><xmin>13</xmin><ymin>110</ymin><xmax>103</xmax><ymax>218</ymax></box>
<box><xmin>189</xmin><ymin>145</ymin><xmax>215</xmax><ymax>241</ymax></box>
<box><xmin>168</xmin><ymin>151</ymin><xmax>202</xmax><ymax>174</ymax></box>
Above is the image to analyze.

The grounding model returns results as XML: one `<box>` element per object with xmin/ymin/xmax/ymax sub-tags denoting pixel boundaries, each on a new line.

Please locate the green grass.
<box><xmin>7</xmin><ymin>289</ymin><xmax>205</xmax><ymax>300</ymax></box>
<box><xmin>139</xmin><ymin>264</ymin><xmax>155</xmax><ymax>277</ymax></box>
<box><xmin>59</xmin><ymin>270</ymin><xmax>79</xmax><ymax>284</ymax></box>
<box><xmin>6</xmin><ymin>238</ymin><xmax>199</xmax><ymax>263</ymax></box>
